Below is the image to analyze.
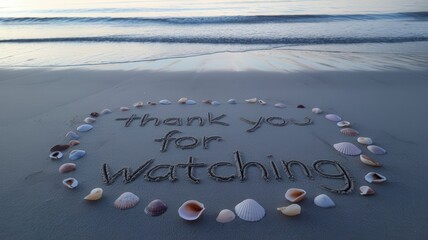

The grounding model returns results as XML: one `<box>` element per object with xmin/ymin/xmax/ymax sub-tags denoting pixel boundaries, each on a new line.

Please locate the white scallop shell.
<box><xmin>337</xmin><ymin>121</ymin><xmax>350</xmax><ymax>127</ymax></box>
<box><xmin>311</xmin><ymin>108</ymin><xmax>323</xmax><ymax>114</ymax></box>
<box><xmin>159</xmin><ymin>99</ymin><xmax>171</xmax><ymax>105</ymax></box>
<box><xmin>274</xmin><ymin>103</ymin><xmax>286</xmax><ymax>108</ymax></box>
<box><xmin>49</xmin><ymin>151</ymin><xmax>63</xmax><ymax>160</ymax></box>
<box><xmin>333</xmin><ymin>142</ymin><xmax>362</xmax><ymax>156</ymax></box>
<box><xmin>100</xmin><ymin>108</ymin><xmax>112</xmax><ymax>114</ymax></box>
<box><xmin>360</xmin><ymin>154</ymin><xmax>381</xmax><ymax>167</ymax></box>
<box><xmin>84</xmin><ymin>117</ymin><xmax>96</xmax><ymax>124</ymax></box>
<box><xmin>65</xmin><ymin>131</ymin><xmax>79</xmax><ymax>140</ymax></box>
<box><xmin>59</xmin><ymin>163</ymin><xmax>76</xmax><ymax>173</ymax></box>
<box><xmin>216</xmin><ymin>209</ymin><xmax>236</xmax><ymax>223</ymax></box>
<box><xmin>359</xmin><ymin>186</ymin><xmax>375</xmax><ymax>196</ymax></box>
<box><xmin>120</xmin><ymin>107</ymin><xmax>130</xmax><ymax>111</ymax></box>
<box><xmin>133</xmin><ymin>101</ymin><xmax>144</xmax><ymax>108</ymax></box>
<box><xmin>77</xmin><ymin>124</ymin><xmax>93</xmax><ymax>132</ymax></box>
<box><xmin>227</xmin><ymin>99</ymin><xmax>237</xmax><ymax>104</ymax></box>
<box><xmin>234</xmin><ymin>199</ymin><xmax>265</xmax><ymax>222</ymax></box>
<box><xmin>285</xmin><ymin>188</ymin><xmax>306</xmax><ymax>203</ymax></box>
<box><xmin>178</xmin><ymin>97</ymin><xmax>188</xmax><ymax>104</ymax></box>
<box><xmin>62</xmin><ymin>177</ymin><xmax>78</xmax><ymax>189</ymax></box>
<box><xmin>364</xmin><ymin>172</ymin><xmax>387</xmax><ymax>183</ymax></box>
<box><xmin>114</xmin><ymin>192</ymin><xmax>140</xmax><ymax>210</ymax></box>
<box><xmin>314</xmin><ymin>194</ymin><xmax>335</xmax><ymax>208</ymax></box>
<box><xmin>245</xmin><ymin>98</ymin><xmax>257</xmax><ymax>103</ymax></box>
<box><xmin>277</xmin><ymin>204</ymin><xmax>301</xmax><ymax>217</ymax></box>
<box><xmin>340</xmin><ymin>128</ymin><xmax>359</xmax><ymax>136</ymax></box>
<box><xmin>69</xmin><ymin>149</ymin><xmax>86</xmax><ymax>160</ymax></box>
<box><xmin>178</xmin><ymin>200</ymin><xmax>205</xmax><ymax>221</ymax></box>
<box><xmin>325</xmin><ymin>114</ymin><xmax>342</xmax><ymax>122</ymax></box>
<box><xmin>211</xmin><ymin>101</ymin><xmax>221</xmax><ymax>106</ymax></box>
<box><xmin>84</xmin><ymin>188</ymin><xmax>103</xmax><ymax>201</ymax></box>
<box><xmin>367</xmin><ymin>145</ymin><xmax>386</xmax><ymax>155</ymax></box>
<box><xmin>357</xmin><ymin>137</ymin><xmax>373</xmax><ymax>145</ymax></box>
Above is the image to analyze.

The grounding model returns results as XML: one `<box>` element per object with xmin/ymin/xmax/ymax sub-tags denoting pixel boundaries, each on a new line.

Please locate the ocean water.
<box><xmin>0</xmin><ymin>0</ymin><xmax>427</xmax><ymax>67</ymax></box>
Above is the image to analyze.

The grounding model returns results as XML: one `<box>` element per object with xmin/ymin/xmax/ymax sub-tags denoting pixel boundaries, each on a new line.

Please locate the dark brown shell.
<box><xmin>90</xmin><ymin>112</ymin><xmax>99</xmax><ymax>117</ymax></box>
<box><xmin>50</xmin><ymin>144</ymin><xmax>70</xmax><ymax>152</ymax></box>
<box><xmin>144</xmin><ymin>199</ymin><xmax>168</xmax><ymax>216</ymax></box>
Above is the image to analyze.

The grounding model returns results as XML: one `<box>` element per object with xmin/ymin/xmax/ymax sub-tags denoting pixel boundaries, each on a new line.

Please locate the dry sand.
<box><xmin>1</xmin><ymin>68</ymin><xmax>428</xmax><ymax>240</ymax></box>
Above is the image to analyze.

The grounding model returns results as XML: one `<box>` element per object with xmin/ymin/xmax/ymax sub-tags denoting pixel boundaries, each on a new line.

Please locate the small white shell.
<box><xmin>325</xmin><ymin>114</ymin><xmax>342</xmax><ymax>122</ymax></box>
<box><xmin>365</xmin><ymin>172</ymin><xmax>387</xmax><ymax>183</ymax></box>
<box><xmin>178</xmin><ymin>200</ymin><xmax>205</xmax><ymax>221</ymax></box>
<box><xmin>49</xmin><ymin>151</ymin><xmax>63</xmax><ymax>160</ymax></box>
<box><xmin>76</xmin><ymin>124</ymin><xmax>93</xmax><ymax>132</ymax></box>
<box><xmin>120</xmin><ymin>107</ymin><xmax>130</xmax><ymax>111</ymax></box>
<box><xmin>311</xmin><ymin>108</ymin><xmax>323</xmax><ymax>114</ymax></box>
<box><xmin>359</xmin><ymin>186</ymin><xmax>375</xmax><ymax>196</ymax></box>
<box><xmin>84</xmin><ymin>117</ymin><xmax>96</xmax><ymax>124</ymax></box>
<box><xmin>178</xmin><ymin>97</ymin><xmax>188</xmax><ymax>104</ymax></box>
<box><xmin>211</xmin><ymin>101</ymin><xmax>221</xmax><ymax>106</ymax></box>
<box><xmin>333</xmin><ymin>142</ymin><xmax>362</xmax><ymax>156</ymax></box>
<box><xmin>258</xmin><ymin>100</ymin><xmax>267</xmax><ymax>105</ymax></box>
<box><xmin>274</xmin><ymin>103</ymin><xmax>286</xmax><ymax>108</ymax></box>
<box><xmin>133</xmin><ymin>101</ymin><xmax>144</xmax><ymax>108</ymax></box>
<box><xmin>277</xmin><ymin>204</ymin><xmax>301</xmax><ymax>217</ymax></box>
<box><xmin>59</xmin><ymin>163</ymin><xmax>76</xmax><ymax>173</ymax></box>
<box><xmin>114</xmin><ymin>192</ymin><xmax>140</xmax><ymax>210</ymax></box>
<box><xmin>227</xmin><ymin>99</ymin><xmax>237</xmax><ymax>104</ymax></box>
<box><xmin>314</xmin><ymin>194</ymin><xmax>335</xmax><ymax>208</ymax></box>
<box><xmin>62</xmin><ymin>177</ymin><xmax>78</xmax><ymax>189</ymax></box>
<box><xmin>340</xmin><ymin>128</ymin><xmax>359</xmax><ymax>136</ymax></box>
<box><xmin>185</xmin><ymin>99</ymin><xmax>197</xmax><ymax>105</ymax></box>
<box><xmin>234</xmin><ymin>199</ymin><xmax>265</xmax><ymax>222</ymax></box>
<box><xmin>285</xmin><ymin>188</ymin><xmax>306</xmax><ymax>203</ymax></box>
<box><xmin>216</xmin><ymin>209</ymin><xmax>236</xmax><ymax>223</ymax></box>
<box><xmin>245</xmin><ymin>98</ymin><xmax>257</xmax><ymax>103</ymax></box>
<box><xmin>360</xmin><ymin>154</ymin><xmax>381</xmax><ymax>167</ymax></box>
<box><xmin>65</xmin><ymin>131</ymin><xmax>79</xmax><ymax>140</ymax></box>
<box><xmin>367</xmin><ymin>145</ymin><xmax>386</xmax><ymax>155</ymax></box>
<box><xmin>357</xmin><ymin>137</ymin><xmax>373</xmax><ymax>145</ymax></box>
<box><xmin>100</xmin><ymin>108</ymin><xmax>112</xmax><ymax>114</ymax></box>
<box><xmin>337</xmin><ymin>121</ymin><xmax>350</xmax><ymax>127</ymax></box>
<box><xmin>69</xmin><ymin>149</ymin><xmax>86</xmax><ymax>161</ymax></box>
<box><xmin>84</xmin><ymin>188</ymin><xmax>103</xmax><ymax>201</ymax></box>
<box><xmin>159</xmin><ymin>99</ymin><xmax>171</xmax><ymax>105</ymax></box>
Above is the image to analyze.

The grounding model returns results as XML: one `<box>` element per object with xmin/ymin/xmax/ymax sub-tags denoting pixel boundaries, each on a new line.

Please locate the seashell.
<box><xmin>114</xmin><ymin>192</ymin><xmax>140</xmax><ymax>210</ymax></box>
<box><xmin>274</xmin><ymin>103</ymin><xmax>286</xmax><ymax>108</ymax></box>
<box><xmin>364</xmin><ymin>172</ymin><xmax>387</xmax><ymax>183</ymax></box>
<box><xmin>49</xmin><ymin>151</ymin><xmax>63</xmax><ymax>160</ymax></box>
<box><xmin>340</xmin><ymin>128</ymin><xmax>359</xmax><ymax>136</ymax></box>
<box><xmin>62</xmin><ymin>177</ymin><xmax>78</xmax><ymax>189</ymax></box>
<box><xmin>65</xmin><ymin>131</ymin><xmax>79</xmax><ymax>140</ymax></box>
<box><xmin>100</xmin><ymin>109</ymin><xmax>112</xmax><ymax>114</ymax></box>
<box><xmin>84</xmin><ymin>117</ymin><xmax>96</xmax><ymax>124</ymax></box>
<box><xmin>147</xmin><ymin>101</ymin><xmax>157</xmax><ymax>105</ymax></box>
<box><xmin>211</xmin><ymin>101</ymin><xmax>220</xmax><ymax>106</ymax></box>
<box><xmin>325</xmin><ymin>114</ymin><xmax>342</xmax><ymax>122</ymax></box>
<box><xmin>178</xmin><ymin>97</ymin><xmax>188</xmax><ymax>104</ymax></box>
<box><xmin>312</xmin><ymin>107</ymin><xmax>323</xmax><ymax>114</ymax></box>
<box><xmin>357</xmin><ymin>137</ymin><xmax>373</xmax><ymax>145</ymax></box>
<box><xmin>159</xmin><ymin>99</ymin><xmax>171</xmax><ymax>105</ymax></box>
<box><xmin>120</xmin><ymin>107</ymin><xmax>130</xmax><ymax>111</ymax></box>
<box><xmin>314</xmin><ymin>194</ymin><xmax>335</xmax><ymax>208</ymax></box>
<box><xmin>202</xmin><ymin>99</ymin><xmax>212</xmax><ymax>104</ymax></box>
<box><xmin>333</xmin><ymin>142</ymin><xmax>362</xmax><ymax>156</ymax></box>
<box><xmin>360</xmin><ymin>154</ymin><xmax>381</xmax><ymax>167</ymax></box>
<box><xmin>216</xmin><ymin>209</ymin><xmax>236</xmax><ymax>223</ymax></box>
<box><xmin>359</xmin><ymin>186</ymin><xmax>375</xmax><ymax>196</ymax></box>
<box><xmin>245</xmin><ymin>98</ymin><xmax>257</xmax><ymax>103</ymax></box>
<box><xmin>76</xmin><ymin>124</ymin><xmax>93</xmax><ymax>132</ymax></box>
<box><xmin>68</xmin><ymin>140</ymin><xmax>80</xmax><ymax>147</ymax></box>
<box><xmin>277</xmin><ymin>204</ymin><xmax>301</xmax><ymax>217</ymax></box>
<box><xmin>297</xmin><ymin>104</ymin><xmax>305</xmax><ymax>108</ymax></box>
<box><xmin>185</xmin><ymin>99</ymin><xmax>197</xmax><ymax>105</ymax></box>
<box><xmin>178</xmin><ymin>200</ymin><xmax>205</xmax><ymax>221</ymax></box>
<box><xmin>90</xmin><ymin>112</ymin><xmax>99</xmax><ymax>117</ymax></box>
<box><xmin>69</xmin><ymin>149</ymin><xmax>86</xmax><ymax>160</ymax></box>
<box><xmin>258</xmin><ymin>100</ymin><xmax>267</xmax><ymax>105</ymax></box>
<box><xmin>59</xmin><ymin>163</ymin><xmax>76</xmax><ymax>173</ymax></box>
<box><xmin>144</xmin><ymin>199</ymin><xmax>168</xmax><ymax>216</ymax></box>
<box><xmin>227</xmin><ymin>99</ymin><xmax>237</xmax><ymax>104</ymax></box>
<box><xmin>285</xmin><ymin>188</ymin><xmax>306</xmax><ymax>203</ymax></box>
<box><xmin>337</xmin><ymin>121</ymin><xmax>350</xmax><ymax>128</ymax></box>
<box><xmin>367</xmin><ymin>145</ymin><xmax>386</xmax><ymax>155</ymax></box>
<box><xmin>234</xmin><ymin>199</ymin><xmax>265</xmax><ymax>222</ymax></box>
<box><xmin>50</xmin><ymin>144</ymin><xmax>69</xmax><ymax>152</ymax></box>
<box><xmin>133</xmin><ymin>101</ymin><xmax>144</xmax><ymax>108</ymax></box>
<box><xmin>84</xmin><ymin>188</ymin><xmax>103</xmax><ymax>201</ymax></box>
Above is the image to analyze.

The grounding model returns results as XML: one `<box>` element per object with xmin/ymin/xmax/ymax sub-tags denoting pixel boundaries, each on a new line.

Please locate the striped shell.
<box><xmin>340</xmin><ymin>128</ymin><xmax>359</xmax><ymax>136</ymax></box>
<box><xmin>325</xmin><ymin>114</ymin><xmax>342</xmax><ymax>122</ymax></box>
<box><xmin>357</xmin><ymin>137</ymin><xmax>373</xmax><ymax>145</ymax></box>
<box><xmin>234</xmin><ymin>199</ymin><xmax>265</xmax><ymax>222</ymax></box>
<box><xmin>59</xmin><ymin>163</ymin><xmax>76</xmax><ymax>173</ymax></box>
<box><xmin>333</xmin><ymin>142</ymin><xmax>362</xmax><ymax>156</ymax></box>
<box><xmin>144</xmin><ymin>199</ymin><xmax>168</xmax><ymax>216</ymax></box>
<box><xmin>367</xmin><ymin>145</ymin><xmax>386</xmax><ymax>155</ymax></box>
<box><xmin>114</xmin><ymin>192</ymin><xmax>140</xmax><ymax>210</ymax></box>
<box><xmin>360</xmin><ymin>154</ymin><xmax>381</xmax><ymax>167</ymax></box>
<box><xmin>216</xmin><ymin>209</ymin><xmax>236</xmax><ymax>223</ymax></box>
<box><xmin>364</xmin><ymin>172</ymin><xmax>387</xmax><ymax>183</ymax></box>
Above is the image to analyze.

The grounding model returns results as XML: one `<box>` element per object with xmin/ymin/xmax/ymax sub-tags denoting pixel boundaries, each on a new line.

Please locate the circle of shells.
<box><xmin>50</xmin><ymin>97</ymin><xmax>387</xmax><ymax>222</ymax></box>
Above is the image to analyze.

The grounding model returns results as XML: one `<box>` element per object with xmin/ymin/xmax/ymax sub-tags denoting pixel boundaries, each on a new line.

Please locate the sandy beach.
<box><xmin>1</xmin><ymin>60</ymin><xmax>428</xmax><ymax>239</ymax></box>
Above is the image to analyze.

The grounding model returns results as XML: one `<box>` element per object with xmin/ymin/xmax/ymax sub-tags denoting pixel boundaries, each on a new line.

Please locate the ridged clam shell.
<box><xmin>359</xmin><ymin>186</ymin><xmax>375</xmax><ymax>196</ymax></box>
<box><xmin>333</xmin><ymin>142</ymin><xmax>362</xmax><ymax>156</ymax></box>
<box><xmin>69</xmin><ymin>149</ymin><xmax>86</xmax><ymax>160</ymax></box>
<box><xmin>325</xmin><ymin>114</ymin><xmax>342</xmax><ymax>122</ymax></box>
<box><xmin>50</xmin><ymin>144</ymin><xmax>69</xmax><ymax>152</ymax></box>
<box><xmin>360</xmin><ymin>154</ymin><xmax>381</xmax><ymax>167</ymax></box>
<box><xmin>234</xmin><ymin>199</ymin><xmax>265</xmax><ymax>222</ymax></box>
<box><xmin>159</xmin><ymin>99</ymin><xmax>171</xmax><ymax>105</ymax></box>
<box><xmin>59</xmin><ymin>163</ymin><xmax>76</xmax><ymax>173</ymax></box>
<box><xmin>364</xmin><ymin>172</ymin><xmax>387</xmax><ymax>183</ymax></box>
<box><xmin>84</xmin><ymin>117</ymin><xmax>96</xmax><ymax>124</ymax></box>
<box><xmin>245</xmin><ymin>98</ymin><xmax>257</xmax><ymax>103</ymax></box>
<box><xmin>258</xmin><ymin>100</ymin><xmax>267</xmax><ymax>105</ymax></box>
<box><xmin>77</xmin><ymin>124</ymin><xmax>93</xmax><ymax>132</ymax></box>
<box><xmin>285</xmin><ymin>188</ymin><xmax>306</xmax><ymax>203</ymax></box>
<box><xmin>65</xmin><ymin>131</ymin><xmax>79</xmax><ymax>140</ymax></box>
<box><xmin>90</xmin><ymin>112</ymin><xmax>99</xmax><ymax>117</ymax></box>
<box><xmin>185</xmin><ymin>99</ymin><xmax>197</xmax><ymax>105</ymax></box>
<box><xmin>216</xmin><ymin>209</ymin><xmax>236</xmax><ymax>223</ymax></box>
<box><xmin>178</xmin><ymin>97</ymin><xmax>188</xmax><ymax>104</ymax></box>
<box><xmin>337</xmin><ymin>121</ymin><xmax>351</xmax><ymax>127</ymax></box>
<box><xmin>367</xmin><ymin>145</ymin><xmax>386</xmax><ymax>155</ymax></box>
<box><xmin>114</xmin><ymin>192</ymin><xmax>140</xmax><ymax>210</ymax></box>
<box><xmin>311</xmin><ymin>107</ymin><xmax>323</xmax><ymax>114</ymax></box>
<box><xmin>144</xmin><ymin>199</ymin><xmax>168</xmax><ymax>216</ymax></box>
<box><xmin>274</xmin><ymin>103</ymin><xmax>286</xmax><ymax>108</ymax></box>
<box><xmin>357</xmin><ymin>137</ymin><xmax>373</xmax><ymax>145</ymax></box>
<box><xmin>314</xmin><ymin>194</ymin><xmax>335</xmax><ymax>208</ymax></box>
<box><xmin>277</xmin><ymin>204</ymin><xmax>301</xmax><ymax>217</ymax></box>
<box><xmin>227</xmin><ymin>99</ymin><xmax>237</xmax><ymax>104</ymax></box>
<box><xmin>100</xmin><ymin>109</ymin><xmax>112</xmax><ymax>114</ymax></box>
<box><xmin>49</xmin><ymin>151</ymin><xmax>63</xmax><ymax>160</ymax></box>
<box><xmin>133</xmin><ymin>101</ymin><xmax>144</xmax><ymax>108</ymax></box>
<box><xmin>178</xmin><ymin>200</ymin><xmax>205</xmax><ymax>221</ymax></box>
<box><xmin>340</xmin><ymin>128</ymin><xmax>359</xmax><ymax>136</ymax></box>
<box><xmin>120</xmin><ymin>107</ymin><xmax>130</xmax><ymax>111</ymax></box>
<box><xmin>211</xmin><ymin>101</ymin><xmax>221</xmax><ymax>105</ymax></box>
<box><xmin>63</xmin><ymin>178</ymin><xmax>78</xmax><ymax>189</ymax></box>
<box><xmin>84</xmin><ymin>188</ymin><xmax>103</xmax><ymax>201</ymax></box>
<box><xmin>68</xmin><ymin>140</ymin><xmax>80</xmax><ymax>147</ymax></box>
